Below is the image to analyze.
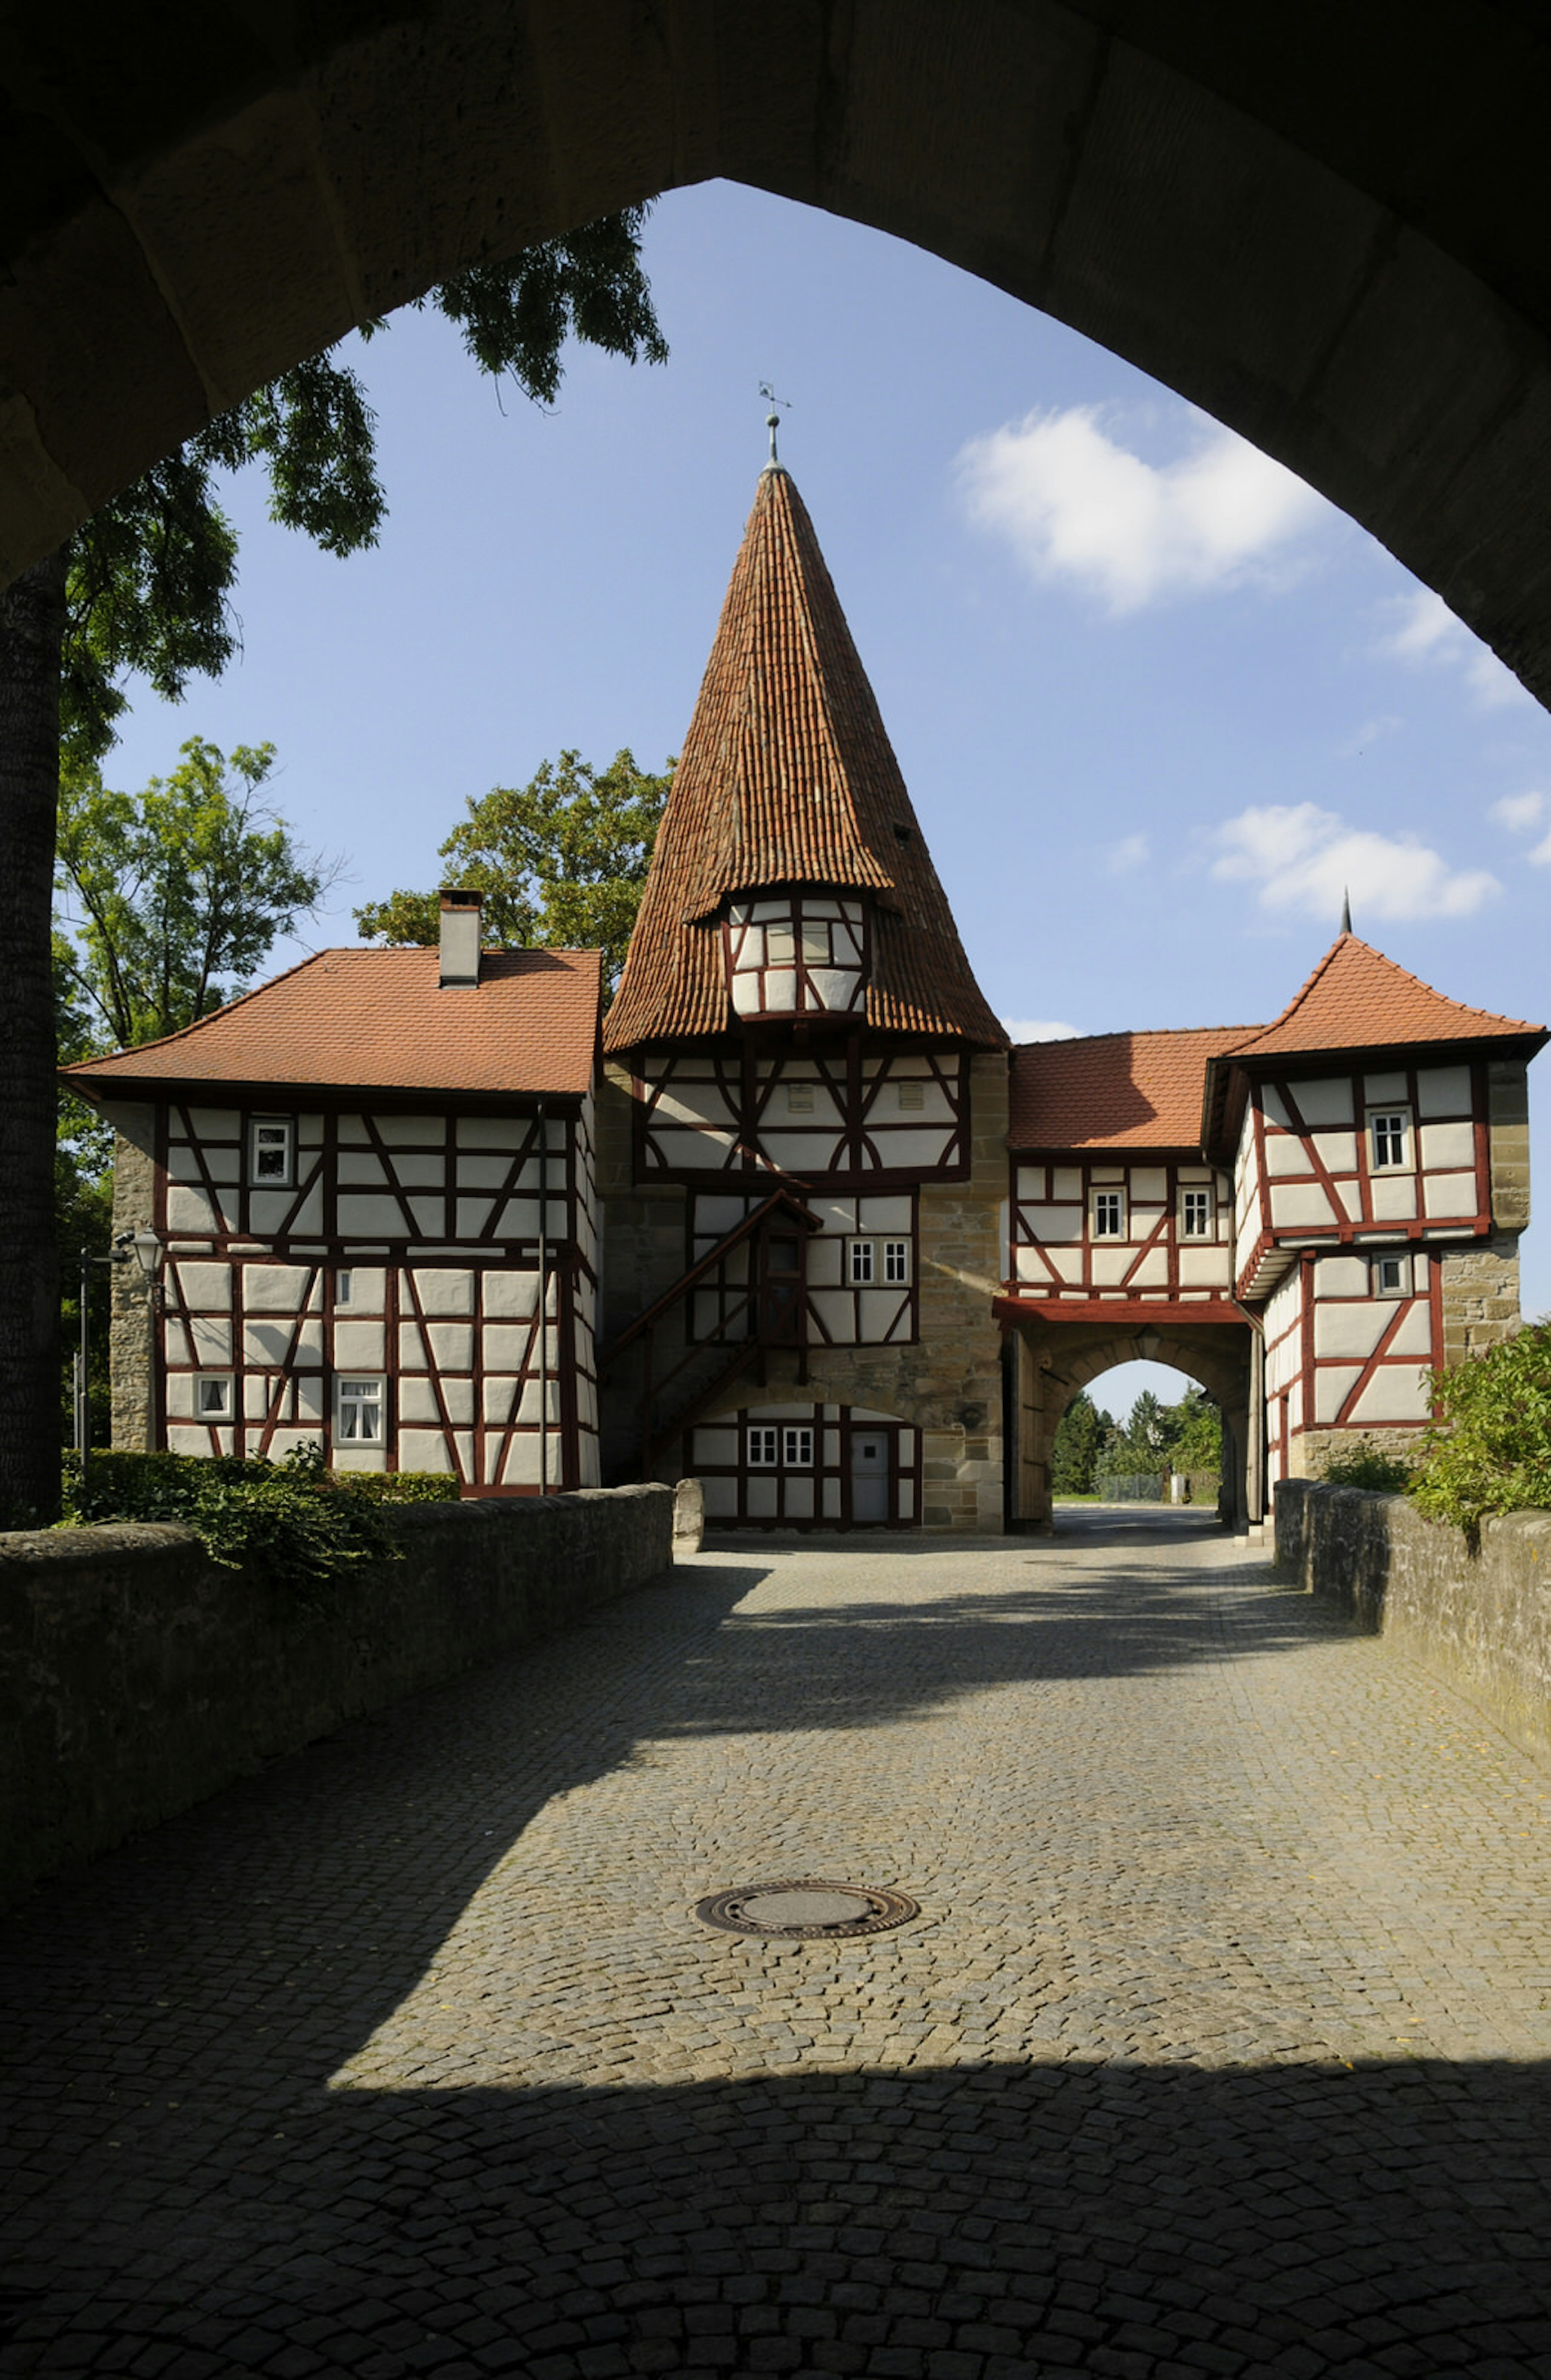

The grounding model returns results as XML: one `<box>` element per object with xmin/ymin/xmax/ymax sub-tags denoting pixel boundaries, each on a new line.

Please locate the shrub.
<box><xmin>1319</xmin><ymin>1439</ymin><xmax>1416</xmax><ymax>1493</ymax></box>
<box><xmin>59</xmin><ymin>1444</ymin><xmax>454</xmax><ymax>1587</ymax></box>
<box><xmin>1408</xmin><ymin>1319</ymin><xmax>1551</xmax><ymax>1536</ymax></box>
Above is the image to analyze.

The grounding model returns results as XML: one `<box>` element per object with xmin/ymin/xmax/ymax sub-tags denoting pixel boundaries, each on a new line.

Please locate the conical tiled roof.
<box><xmin>604</xmin><ymin>466</ymin><xmax>1004</xmax><ymax>1052</ymax></box>
<box><xmin>1229</xmin><ymin>932</ymin><xmax>1543</xmax><ymax>1060</ymax></box>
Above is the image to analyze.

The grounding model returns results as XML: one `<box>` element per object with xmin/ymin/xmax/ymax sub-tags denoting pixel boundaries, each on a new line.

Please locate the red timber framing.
<box><xmin>630</xmin><ymin>1039</ymin><xmax>970</xmax><ymax>1187</ymax></box>
<box><xmin>1007</xmin><ymin>1153</ymin><xmax>1233</xmax><ymax>1305</ymax></box>
<box><xmin>687</xmin><ymin>1402</ymin><xmax>922</xmax><ymax>1530</ymax></box>
<box><xmin>150</xmin><ymin>1094</ymin><xmax>597</xmax><ymax>1493</ymax></box>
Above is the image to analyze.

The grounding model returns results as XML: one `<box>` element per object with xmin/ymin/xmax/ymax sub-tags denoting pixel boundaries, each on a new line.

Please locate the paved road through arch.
<box><xmin>2</xmin><ymin>1510</ymin><xmax>1548</xmax><ymax>2375</ymax></box>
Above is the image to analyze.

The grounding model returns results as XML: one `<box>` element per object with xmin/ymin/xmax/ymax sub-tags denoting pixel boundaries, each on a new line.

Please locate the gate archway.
<box><xmin>4</xmin><ymin>6</ymin><xmax>1551</xmax><ymax>711</ymax></box>
<box><xmin>1005</xmin><ymin>1313</ymin><xmax>1256</xmax><ymax>1535</ymax></box>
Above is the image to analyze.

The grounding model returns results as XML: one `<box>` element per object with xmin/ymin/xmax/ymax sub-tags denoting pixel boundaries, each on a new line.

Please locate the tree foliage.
<box><xmin>354</xmin><ymin>748</ymin><xmax>671</xmax><ymax>990</ymax></box>
<box><xmin>1051</xmin><ymin>1393</ymin><xmax>1114</xmax><ymax>1494</ymax></box>
<box><xmin>1099</xmin><ymin>1384</ymin><xmax>1223</xmax><ymax>1479</ymax></box>
<box><xmin>55</xmin><ymin>739</ymin><xmax>328</xmax><ymax>1049</ymax></box>
<box><xmin>1409</xmin><ymin>1321</ymin><xmax>1551</xmax><ymax>1535</ymax></box>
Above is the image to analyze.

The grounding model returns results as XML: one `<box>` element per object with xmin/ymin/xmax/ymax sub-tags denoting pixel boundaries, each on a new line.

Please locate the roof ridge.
<box><xmin>1011</xmin><ymin>1021</ymin><xmax>1262</xmax><ymax>1049</ymax></box>
<box><xmin>1229</xmin><ymin>931</ymin><xmax>1541</xmax><ymax>1055</ymax></box>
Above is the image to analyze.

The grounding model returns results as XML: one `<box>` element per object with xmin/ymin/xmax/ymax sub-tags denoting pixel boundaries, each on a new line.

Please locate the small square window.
<box><xmin>195</xmin><ymin>1373</ymin><xmax>233</xmax><ymax>1420</ymax></box>
<box><xmin>1092</xmin><ymin>1189</ymin><xmax>1125</xmax><ymax>1239</ymax></box>
<box><xmin>786</xmin><ymin>1080</ymin><xmax>814</xmax><ymax>1114</ymax></box>
<box><xmin>883</xmin><ymin>1238</ymin><xmax>910</xmax><ymax>1285</ymax></box>
<box><xmin>1369</xmin><ymin>1109</ymin><xmax>1410</xmax><ymax>1170</ymax></box>
<box><xmin>848</xmin><ymin>1239</ymin><xmax>876</xmax><ymax>1285</ymax></box>
<box><xmin>748</xmin><ymin>1425</ymin><xmax>779</xmax><ymax>1467</ymax></box>
<box><xmin>1372</xmin><ymin>1254</ymin><xmax>1410</xmax><ymax>1296</ymax></box>
<box><xmin>896</xmin><ymin>1079</ymin><xmax>925</xmax><ymax>1111</ymax></box>
<box><xmin>1180</xmin><ymin>1187</ymin><xmax>1213</xmax><ymax>1239</ymax></box>
<box><xmin>337</xmin><ymin>1376</ymin><xmax>384</xmax><ymax>1444</ymax></box>
<box><xmin>783</xmin><ymin>1426</ymin><xmax>814</xmax><ymax>1467</ymax></box>
<box><xmin>250</xmin><ymin>1116</ymin><xmax>295</xmax><ymax>1187</ymax></box>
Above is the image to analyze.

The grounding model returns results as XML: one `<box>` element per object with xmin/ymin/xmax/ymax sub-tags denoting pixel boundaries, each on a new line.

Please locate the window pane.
<box><xmin>883</xmin><ymin>1239</ymin><xmax>909</xmax><ymax>1283</ymax></box>
<box><xmin>849</xmin><ymin>1241</ymin><xmax>874</xmax><ymax>1284</ymax></box>
<box><xmin>783</xmin><ymin>1427</ymin><xmax>813</xmax><ymax>1467</ymax></box>
<box><xmin>800</xmin><ymin>921</ymin><xmax>829</xmax><ymax>962</ymax></box>
<box><xmin>766</xmin><ymin>924</ymin><xmax>794</xmax><ymax>963</ymax></box>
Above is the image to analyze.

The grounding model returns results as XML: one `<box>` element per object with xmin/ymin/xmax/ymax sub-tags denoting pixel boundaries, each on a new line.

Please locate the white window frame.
<box><xmin>1368</xmin><ymin>1107</ymin><xmax>1412</xmax><ymax>1173</ymax></box>
<box><xmin>1092</xmin><ymin>1188</ymin><xmax>1126</xmax><ymax>1239</ymax></box>
<box><xmin>336</xmin><ymin>1375</ymin><xmax>385</xmax><ymax>1446</ymax></box>
<box><xmin>782</xmin><ymin>1426</ymin><xmax>814</xmax><ymax>1468</ymax></box>
<box><xmin>747</xmin><ymin>1425</ymin><xmax>779</xmax><ymax>1467</ymax></box>
<box><xmin>882</xmin><ymin>1238</ymin><xmax>911</xmax><ymax>1285</ymax></box>
<box><xmin>847</xmin><ymin>1238</ymin><xmax>876</xmax><ymax>1286</ymax></box>
<box><xmin>249</xmin><ymin>1115</ymin><xmax>296</xmax><ymax>1188</ymax></box>
<box><xmin>1372</xmin><ymin>1253</ymin><xmax>1411</xmax><ymax>1297</ymax></box>
<box><xmin>1179</xmin><ymin>1186</ymin><xmax>1214</xmax><ymax>1240</ymax></box>
<box><xmin>194</xmin><ymin>1372</ymin><xmax>234</xmax><ymax>1421</ymax></box>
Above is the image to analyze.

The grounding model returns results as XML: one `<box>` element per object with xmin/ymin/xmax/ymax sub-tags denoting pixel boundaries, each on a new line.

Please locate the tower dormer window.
<box><xmin>726</xmin><ymin>892</ymin><xmax>869</xmax><ymax>1020</ymax></box>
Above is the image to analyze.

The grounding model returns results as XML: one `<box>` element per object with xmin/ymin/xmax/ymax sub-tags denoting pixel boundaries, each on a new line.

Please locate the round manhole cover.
<box><xmin>694</xmin><ymin>1879</ymin><xmax>919</xmax><ymax>1938</ymax></box>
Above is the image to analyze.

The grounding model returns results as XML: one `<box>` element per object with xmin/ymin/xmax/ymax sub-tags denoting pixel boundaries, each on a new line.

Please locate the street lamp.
<box><xmin>75</xmin><ymin>1225</ymin><xmax>162</xmax><ymax>1499</ymax></box>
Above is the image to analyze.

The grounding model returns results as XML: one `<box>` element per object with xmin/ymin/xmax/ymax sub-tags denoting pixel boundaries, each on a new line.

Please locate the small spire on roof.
<box><xmin>1340</xmin><ymin>887</ymin><xmax>1352</xmax><ymax>935</ymax></box>
<box><xmin>758</xmin><ymin>380</ymin><xmax>789</xmax><ymax>469</ymax></box>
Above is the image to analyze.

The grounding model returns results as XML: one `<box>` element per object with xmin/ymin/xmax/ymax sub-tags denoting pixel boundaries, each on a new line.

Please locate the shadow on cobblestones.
<box><xmin>3</xmin><ymin>2053</ymin><xmax>1549</xmax><ymax>2376</ymax></box>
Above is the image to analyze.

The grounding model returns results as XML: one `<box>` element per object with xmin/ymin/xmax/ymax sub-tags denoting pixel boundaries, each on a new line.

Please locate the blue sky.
<box><xmin>102</xmin><ymin>181</ymin><xmax>1551</xmax><ymax>1413</ymax></box>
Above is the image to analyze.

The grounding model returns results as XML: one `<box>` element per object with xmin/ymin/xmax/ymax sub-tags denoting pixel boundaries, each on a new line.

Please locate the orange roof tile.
<box><xmin>1226</xmin><ymin>932</ymin><xmax>1544</xmax><ymax>1059</ymax></box>
<box><xmin>62</xmin><ymin>947</ymin><xmax>601</xmax><ymax>1102</ymax></box>
<box><xmin>605</xmin><ymin>465</ymin><xmax>1003</xmax><ymax>1052</ymax></box>
<box><xmin>1009</xmin><ymin>1026</ymin><xmax>1253</xmax><ymax>1151</ymax></box>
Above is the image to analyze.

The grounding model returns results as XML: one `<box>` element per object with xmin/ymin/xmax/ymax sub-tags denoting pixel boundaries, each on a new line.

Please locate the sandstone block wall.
<box><xmin>1440</xmin><ymin>1229</ymin><xmax>1524</xmax><ymax>1364</ymax></box>
<box><xmin>1276</xmin><ymin>1478</ymin><xmax>1551</xmax><ymax>1759</ymax></box>
<box><xmin>0</xmin><ymin>1484</ymin><xmax>673</xmax><ymax>1909</ymax></box>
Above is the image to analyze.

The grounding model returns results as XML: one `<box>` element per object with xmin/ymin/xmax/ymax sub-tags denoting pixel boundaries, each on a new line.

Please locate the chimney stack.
<box><xmin>438</xmin><ymin>888</ymin><xmax>483</xmax><ymax>987</ymax></box>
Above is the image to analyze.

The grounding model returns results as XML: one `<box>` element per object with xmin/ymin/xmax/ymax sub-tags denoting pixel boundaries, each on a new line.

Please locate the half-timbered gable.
<box><xmin>597</xmin><ymin>458</ymin><xmax>1007</xmax><ymax>1529</ymax></box>
<box><xmin>65</xmin><ymin>926</ymin><xmax>604</xmax><ymax>1494</ymax></box>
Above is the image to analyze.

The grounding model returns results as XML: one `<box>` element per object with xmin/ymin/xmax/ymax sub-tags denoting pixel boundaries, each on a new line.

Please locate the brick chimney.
<box><xmin>438</xmin><ymin>888</ymin><xmax>483</xmax><ymax>987</ymax></box>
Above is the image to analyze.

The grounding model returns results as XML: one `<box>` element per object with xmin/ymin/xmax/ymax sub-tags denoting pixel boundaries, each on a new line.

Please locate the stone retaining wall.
<box><xmin>1276</xmin><ymin>1479</ymin><xmax>1551</xmax><ymax>1759</ymax></box>
<box><xmin>0</xmin><ymin>1484</ymin><xmax>673</xmax><ymax>1908</ymax></box>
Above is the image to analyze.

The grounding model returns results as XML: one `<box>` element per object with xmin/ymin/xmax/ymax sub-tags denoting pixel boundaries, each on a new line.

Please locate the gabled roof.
<box><xmin>62</xmin><ymin>947</ymin><xmax>602</xmax><ymax>1103</ymax></box>
<box><xmin>604</xmin><ymin>464</ymin><xmax>1004</xmax><ymax>1052</ymax></box>
<box><xmin>1227</xmin><ymin>932</ymin><xmax>1544</xmax><ymax>1061</ymax></box>
<box><xmin>1009</xmin><ymin>1026</ymin><xmax>1253</xmax><ymax>1152</ymax></box>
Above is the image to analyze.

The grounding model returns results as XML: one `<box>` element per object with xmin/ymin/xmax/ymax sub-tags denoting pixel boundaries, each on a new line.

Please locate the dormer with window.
<box><xmin>725</xmin><ymin>892</ymin><xmax>869</xmax><ymax>1020</ymax></box>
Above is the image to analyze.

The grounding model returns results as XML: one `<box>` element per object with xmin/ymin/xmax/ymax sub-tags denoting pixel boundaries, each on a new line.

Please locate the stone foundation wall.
<box><xmin>0</xmin><ymin>1483</ymin><xmax>673</xmax><ymax>1909</ymax></box>
<box><xmin>1276</xmin><ymin>1478</ymin><xmax>1551</xmax><ymax>1759</ymax></box>
<box><xmin>1284</xmin><ymin>1425</ymin><xmax>1435</xmax><ymax>1480</ymax></box>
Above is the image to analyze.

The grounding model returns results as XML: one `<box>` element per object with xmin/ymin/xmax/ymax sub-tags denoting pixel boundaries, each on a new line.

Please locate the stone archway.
<box><xmin>4</xmin><ymin>5</ymin><xmax>1551</xmax><ymax>709</ymax></box>
<box><xmin>1005</xmin><ymin>1314</ymin><xmax>1255</xmax><ymax>1534</ymax></box>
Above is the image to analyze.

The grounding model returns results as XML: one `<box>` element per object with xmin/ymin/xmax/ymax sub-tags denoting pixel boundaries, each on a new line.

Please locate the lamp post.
<box><xmin>75</xmin><ymin>1226</ymin><xmax>162</xmax><ymax>1500</ymax></box>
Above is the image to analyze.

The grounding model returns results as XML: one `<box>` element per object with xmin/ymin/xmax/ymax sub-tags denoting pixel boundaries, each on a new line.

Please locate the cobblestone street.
<box><xmin>3</xmin><ymin>1510</ymin><xmax>1550</xmax><ymax>2378</ymax></box>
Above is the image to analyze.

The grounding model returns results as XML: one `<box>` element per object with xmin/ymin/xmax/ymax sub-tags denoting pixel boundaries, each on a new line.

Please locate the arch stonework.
<box><xmin>4</xmin><ymin>5</ymin><xmax>1551</xmax><ymax>704</ymax></box>
<box><xmin>1006</xmin><ymin>1315</ymin><xmax>1255</xmax><ymax>1534</ymax></box>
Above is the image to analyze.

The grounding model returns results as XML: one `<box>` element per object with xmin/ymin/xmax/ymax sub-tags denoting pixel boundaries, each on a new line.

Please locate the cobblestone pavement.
<box><xmin>4</xmin><ymin>1510</ymin><xmax>1551</xmax><ymax>2379</ymax></box>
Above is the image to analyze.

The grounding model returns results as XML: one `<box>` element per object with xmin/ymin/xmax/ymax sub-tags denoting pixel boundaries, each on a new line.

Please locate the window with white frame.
<box><xmin>1092</xmin><ymin>1189</ymin><xmax>1125</xmax><ymax>1238</ymax></box>
<box><xmin>882</xmin><ymin>1238</ymin><xmax>910</xmax><ymax>1284</ymax></box>
<box><xmin>195</xmin><ymin>1374</ymin><xmax>234</xmax><ymax>1420</ymax></box>
<box><xmin>848</xmin><ymin>1238</ymin><xmax>876</xmax><ymax>1285</ymax></box>
<box><xmin>337</xmin><ymin>1376</ymin><xmax>384</xmax><ymax>1444</ymax></box>
<box><xmin>1372</xmin><ymin>1253</ymin><xmax>1410</xmax><ymax>1296</ymax></box>
<box><xmin>249</xmin><ymin>1115</ymin><xmax>295</xmax><ymax>1186</ymax></box>
<box><xmin>748</xmin><ymin>1425</ymin><xmax>779</xmax><ymax>1467</ymax></box>
<box><xmin>1179</xmin><ymin>1187</ymin><xmax>1213</xmax><ymax>1239</ymax></box>
<box><xmin>1369</xmin><ymin>1109</ymin><xmax>1411</xmax><ymax>1170</ymax></box>
<box><xmin>783</xmin><ymin>1426</ymin><xmax>814</xmax><ymax>1467</ymax></box>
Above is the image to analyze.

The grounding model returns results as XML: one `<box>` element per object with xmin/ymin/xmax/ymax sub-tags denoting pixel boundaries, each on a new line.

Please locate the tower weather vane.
<box><xmin>759</xmin><ymin>381</ymin><xmax>790</xmax><ymax>466</ymax></box>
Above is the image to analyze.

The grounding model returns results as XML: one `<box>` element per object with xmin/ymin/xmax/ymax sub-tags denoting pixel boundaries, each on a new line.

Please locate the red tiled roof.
<box><xmin>605</xmin><ymin>465</ymin><xmax>1004</xmax><ymax>1052</ymax></box>
<box><xmin>1226</xmin><ymin>932</ymin><xmax>1543</xmax><ymax>1059</ymax></box>
<box><xmin>61</xmin><ymin>947</ymin><xmax>601</xmax><ymax>1101</ymax></box>
<box><xmin>1009</xmin><ymin>1026</ymin><xmax>1253</xmax><ymax>1151</ymax></box>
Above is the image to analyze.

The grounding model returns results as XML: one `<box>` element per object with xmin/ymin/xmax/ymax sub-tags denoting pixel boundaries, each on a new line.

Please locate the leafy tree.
<box><xmin>55</xmin><ymin>739</ymin><xmax>328</xmax><ymax>1048</ymax></box>
<box><xmin>355</xmin><ymin>748</ymin><xmax>671</xmax><ymax>991</ymax></box>
<box><xmin>1409</xmin><ymin>1321</ymin><xmax>1551</xmax><ymax>1537</ymax></box>
<box><xmin>1168</xmin><ymin>1388</ymin><xmax>1222</xmax><ymax>1472</ymax></box>
<box><xmin>1051</xmin><ymin>1392</ymin><xmax>1114</xmax><ymax>1494</ymax></box>
<box><xmin>0</xmin><ymin>210</ymin><xmax>667</xmax><ymax>1524</ymax></box>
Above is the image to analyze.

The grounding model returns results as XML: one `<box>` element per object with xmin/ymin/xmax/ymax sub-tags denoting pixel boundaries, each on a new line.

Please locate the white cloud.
<box><xmin>1209</xmin><ymin>803</ymin><xmax>1499</xmax><ymax>923</ymax></box>
<box><xmin>1002</xmin><ymin>1018</ymin><xmax>1081</xmax><ymax>1043</ymax></box>
<box><xmin>1108</xmin><ymin>832</ymin><xmax>1150</xmax><ymax>874</ymax></box>
<box><xmin>1491</xmin><ymin>790</ymin><xmax>1548</xmax><ymax>833</ymax></box>
<box><xmin>956</xmin><ymin>404</ymin><xmax>1330</xmax><ymax>612</ymax></box>
<box><xmin>1532</xmin><ymin>833</ymin><xmax>1551</xmax><ymax>869</ymax></box>
<box><xmin>1337</xmin><ymin>714</ymin><xmax>1401</xmax><ymax>758</ymax></box>
<box><xmin>1375</xmin><ymin>589</ymin><xmax>1530</xmax><ymax>709</ymax></box>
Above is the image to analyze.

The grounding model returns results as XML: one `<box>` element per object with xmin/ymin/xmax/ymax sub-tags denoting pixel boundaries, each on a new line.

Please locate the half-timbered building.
<box><xmin>69</xmin><ymin>450</ymin><xmax>1545</xmax><ymax>1535</ymax></box>
<box><xmin>65</xmin><ymin>907</ymin><xmax>603</xmax><ymax>1493</ymax></box>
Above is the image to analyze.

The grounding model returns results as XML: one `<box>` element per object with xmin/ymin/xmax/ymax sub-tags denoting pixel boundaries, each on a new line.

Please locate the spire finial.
<box><xmin>758</xmin><ymin>380</ymin><xmax>789</xmax><ymax>468</ymax></box>
<box><xmin>1340</xmin><ymin>887</ymin><xmax>1352</xmax><ymax>935</ymax></box>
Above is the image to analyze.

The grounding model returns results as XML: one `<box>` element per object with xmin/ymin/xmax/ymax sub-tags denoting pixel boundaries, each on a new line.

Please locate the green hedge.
<box><xmin>1409</xmin><ymin>1319</ymin><xmax>1551</xmax><ymax>1537</ymax></box>
<box><xmin>60</xmin><ymin>1446</ymin><xmax>459</xmax><ymax>1588</ymax></box>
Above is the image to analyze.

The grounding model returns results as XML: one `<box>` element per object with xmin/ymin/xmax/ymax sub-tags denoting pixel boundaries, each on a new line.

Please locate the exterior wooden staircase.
<box><xmin>599</xmin><ymin>1188</ymin><xmax>820</xmax><ymax>1470</ymax></box>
